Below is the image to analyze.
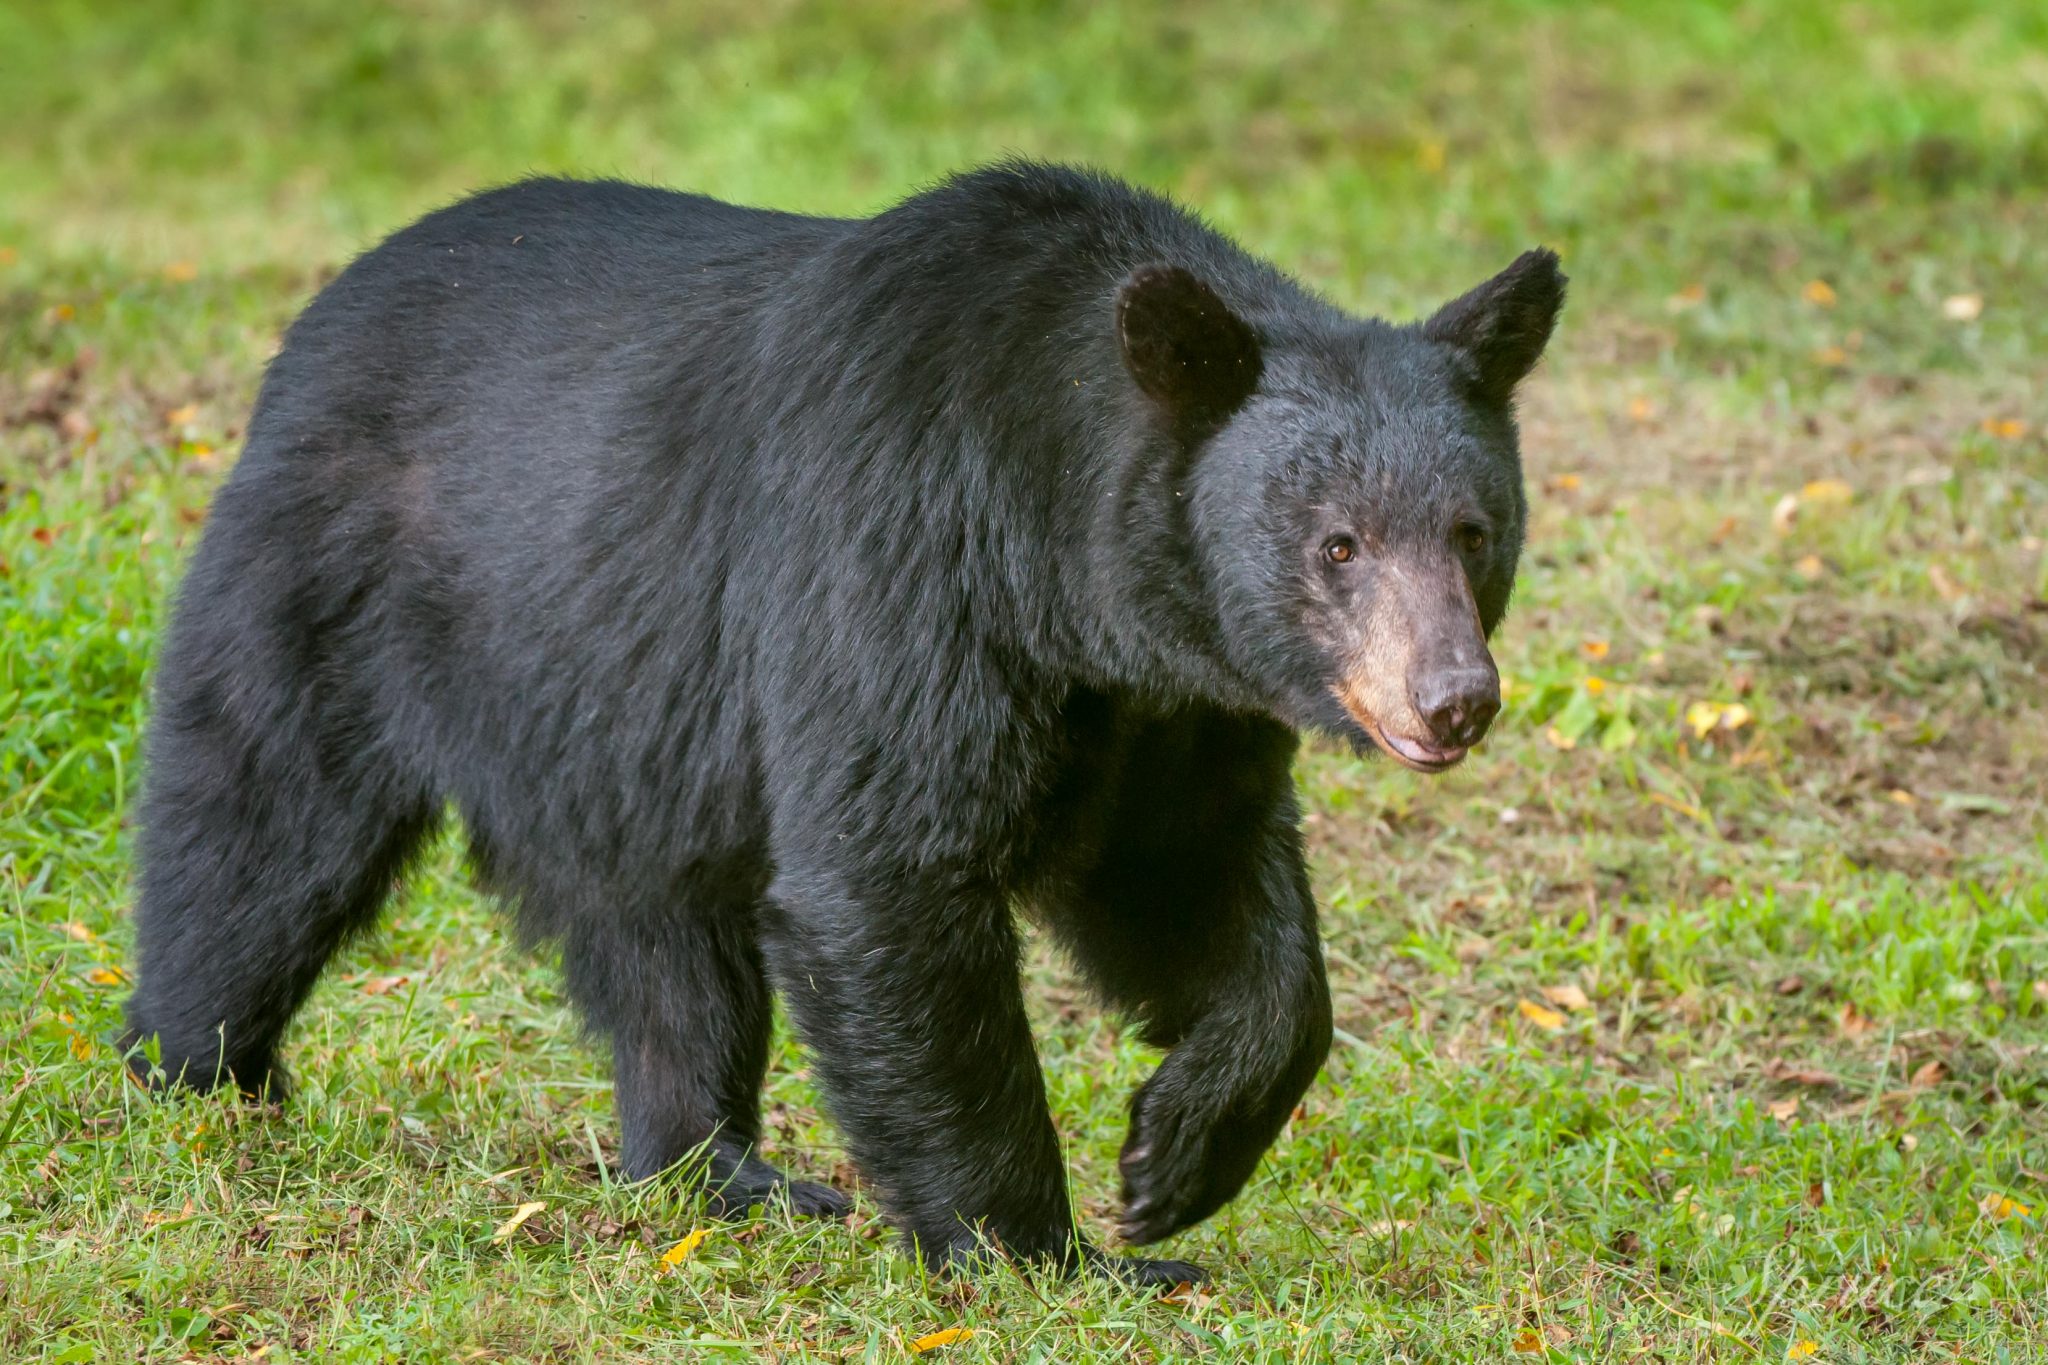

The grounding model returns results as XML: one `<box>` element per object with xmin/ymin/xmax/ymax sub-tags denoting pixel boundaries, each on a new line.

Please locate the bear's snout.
<box><xmin>1409</xmin><ymin>664</ymin><xmax>1500</xmax><ymax>750</ymax></box>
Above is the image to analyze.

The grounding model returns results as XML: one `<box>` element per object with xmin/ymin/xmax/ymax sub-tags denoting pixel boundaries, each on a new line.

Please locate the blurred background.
<box><xmin>2</xmin><ymin>2</ymin><xmax>2044</xmax><ymax>1360</ymax></box>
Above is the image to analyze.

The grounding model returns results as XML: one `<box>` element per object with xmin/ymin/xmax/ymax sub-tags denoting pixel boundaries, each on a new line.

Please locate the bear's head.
<box><xmin>1117</xmin><ymin>249</ymin><xmax>1565</xmax><ymax>771</ymax></box>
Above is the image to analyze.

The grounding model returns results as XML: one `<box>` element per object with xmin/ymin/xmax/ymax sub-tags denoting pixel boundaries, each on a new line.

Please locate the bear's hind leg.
<box><xmin>126</xmin><ymin>685</ymin><xmax>435</xmax><ymax>1097</ymax></box>
<box><xmin>561</xmin><ymin>898</ymin><xmax>849</xmax><ymax>1219</ymax></box>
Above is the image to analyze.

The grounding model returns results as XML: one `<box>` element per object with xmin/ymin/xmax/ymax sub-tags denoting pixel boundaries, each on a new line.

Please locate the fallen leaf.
<box><xmin>1838</xmin><ymin>1004</ymin><xmax>1876</xmax><ymax>1038</ymax></box>
<box><xmin>144</xmin><ymin>1198</ymin><xmax>197</xmax><ymax>1227</ymax></box>
<box><xmin>1627</xmin><ymin>396</ymin><xmax>1657</xmax><ymax>423</ymax></box>
<box><xmin>1580</xmin><ymin>638</ymin><xmax>1610</xmax><ymax>660</ymax></box>
<box><xmin>1776</xmin><ymin>976</ymin><xmax>1804</xmax><ymax>996</ymax></box>
<box><xmin>1806</xmin><ymin>1182</ymin><xmax>1826</xmax><ymax>1208</ymax></box>
<box><xmin>1546</xmin><ymin>472</ymin><xmax>1583</xmax><ymax>493</ymax></box>
<box><xmin>909</xmin><ymin>1327</ymin><xmax>975</xmax><ymax>1353</ymax></box>
<box><xmin>86</xmin><ymin>966</ymin><xmax>127</xmax><ymax>986</ymax></box>
<box><xmin>1667</xmin><ymin>282</ymin><xmax>1706</xmax><ymax>311</ymax></box>
<box><xmin>1543</xmin><ymin>726</ymin><xmax>1577</xmax><ymax>752</ymax></box>
<box><xmin>1767</xmin><ymin>1096</ymin><xmax>1800</xmax><ymax>1123</ymax></box>
<box><xmin>1787</xmin><ymin>1339</ymin><xmax>1821</xmax><ymax>1360</ymax></box>
<box><xmin>1544</xmin><ymin>1324</ymin><xmax>1573</xmax><ymax>1348</ymax></box>
<box><xmin>1800</xmin><ymin>479</ymin><xmax>1854</xmax><ymax>505</ymax></box>
<box><xmin>357</xmin><ymin>975</ymin><xmax>408</xmax><ymax>996</ymax></box>
<box><xmin>1978</xmin><ymin>1191</ymin><xmax>2032</xmax><ymax>1221</ymax></box>
<box><xmin>1886</xmin><ymin>789</ymin><xmax>1916</xmax><ymax>806</ymax></box>
<box><xmin>491</xmin><ymin>1200</ymin><xmax>547</xmax><ymax>1243</ymax></box>
<box><xmin>60</xmin><ymin>922</ymin><xmax>96</xmax><ymax>942</ymax></box>
<box><xmin>1707</xmin><ymin>514</ymin><xmax>1739</xmax><ymax>546</ymax></box>
<box><xmin>1764</xmin><ymin>1058</ymin><xmax>1839</xmax><ymax>1087</ymax></box>
<box><xmin>1802</xmin><ymin>279</ymin><xmax>1837</xmax><ymax>308</ymax></box>
<box><xmin>1979</xmin><ymin>417</ymin><xmax>2028</xmax><ymax>440</ymax></box>
<box><xmin>658</xmin><ymin>1227</ymin><xmax>710</xmax><ymax>1270</ymax></box>
<box><xmin>69</xmin><ymin>1032</ymin><xmax>96</xmax><ymax>1061</ymax></box>
<box><xmin>1794</xmin><ymin>554</ymin><xmax>1824</xmax><ymax>581</ymax></box>
<box><xmin>1512</xmin><ymin>1328</ymin><xmax>1544</xmax><ymax>1353</ymax></box>
<box><xmin>1908</xmin><ymin>1060</ymin><xmax>1944</xmax><ymax>1089</ymax></box>
<box><xmin>1685</xmin><ymin>700</ymin><xmax>1754</xmax><ymax>740</ymax></box>
<box><xmin>163</xmin><ymin>260</ymin><xmax>199</xmax><ymax>283</ymax></box>
<box><xmin>1771</xmin><ymin>492</ymin><xmax>1801</xmax><ymax>535</ymax></box>
<box><xmin>1540</xmin><ymin>984</ymin><xmax>1591</xmax><ymax>1012</ymax></box>
<box><xmin>1927</xmin><ymin>564</ymin><xmax>1964</xmax><ymax>602</ymax></box>
<box><xmin>164</xmin><ymin>403</ymin><xmax>200</xmax><ymax>427</ymax></box>
<box><xmin>1812</xmin><ymin>344</ymin><xmax>1849</xmax><ymax>367</ymax></box>
<box><xmin>1517</xmin><ymin>999</ymin><xmax>1566</xmax><ymax>1031</ymax></box>
<box><xmin>1941</xmin><ymin>293</ymin><xmax>1983</xmax><ymax>321</ymax></box>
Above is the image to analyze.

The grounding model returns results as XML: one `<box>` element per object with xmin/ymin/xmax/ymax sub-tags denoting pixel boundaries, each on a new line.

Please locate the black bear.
<box><xmin>125</xmin><ymin>162</ymin><xmax>1562</xmax><ymax>1285</ymax></box>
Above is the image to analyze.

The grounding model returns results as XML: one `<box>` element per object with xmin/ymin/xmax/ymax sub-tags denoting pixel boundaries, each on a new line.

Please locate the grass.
<box><xmin>2</xmin><ymin>0</ymin><xmax>2045</xmax><ymax>1359</ymax></box>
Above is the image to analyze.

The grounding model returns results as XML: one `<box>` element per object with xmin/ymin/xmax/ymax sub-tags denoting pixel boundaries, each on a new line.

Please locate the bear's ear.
<box><xmin>1421</xmin><ymin>248</ymin><xmax>1567</xmax><ymax>404</ymax></box>
<box><xmin>1116</xmin><ymin>264</ymin><xmax>1263</xmax><ymax>441</ymax></box>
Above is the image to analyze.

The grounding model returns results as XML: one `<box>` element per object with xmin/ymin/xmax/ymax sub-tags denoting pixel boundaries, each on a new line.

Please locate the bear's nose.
<box><xmin>1410</xmin><ymin>666</ymin><xmax>1500</xmax><ymax>749</ymax></box>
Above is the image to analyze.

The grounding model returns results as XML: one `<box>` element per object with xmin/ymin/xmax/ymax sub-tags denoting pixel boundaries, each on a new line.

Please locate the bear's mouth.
<box><xmin>1368</xmin><ymin>724</ymin><xmax>1468</xmax><ymax>773</ymax></box>
<box><xmin>1333</xmin><ymin>691</ymin><xmax>1469</xmax><ymax>773</ymax></box>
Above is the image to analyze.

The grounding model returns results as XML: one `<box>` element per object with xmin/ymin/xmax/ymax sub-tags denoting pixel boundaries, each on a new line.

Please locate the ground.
<box><xmin>1</xmin><ymin>1</ymin><xmax>2044</xmax><ymax>1361</ymax></box>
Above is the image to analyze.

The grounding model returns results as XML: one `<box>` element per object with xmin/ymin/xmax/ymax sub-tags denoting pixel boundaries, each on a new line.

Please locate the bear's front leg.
<box><xmin>762</xmin><ymin>858</ymin><xmax>1202</xmax><ymax>1285</ymax></box>
<box><xmin>1040</xmin><ymin>711</ymin><xmax>1335</xmax><ymax>1246</ymax></box>
<box><xmin>1115</xmin><ymin>909</ymin><xmax>1331</xmax><ymax>1245</ymax></box>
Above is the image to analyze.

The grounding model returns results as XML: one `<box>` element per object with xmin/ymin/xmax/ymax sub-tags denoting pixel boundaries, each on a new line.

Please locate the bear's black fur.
<box><xmin>125</xmin><ymin>162</ymin><xmax>1562</xmax><ymax>1284</ymax></box>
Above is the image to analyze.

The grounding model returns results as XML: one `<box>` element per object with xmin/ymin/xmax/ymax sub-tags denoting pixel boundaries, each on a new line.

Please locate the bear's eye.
<box><xmin>1456</xmin><ymin>523</ymin><xmax>1487</xmax><ymax>555</ymax></box>
<box><xmin>1323</xmin><ymin>536</ymin><xmax>1358</xmax><ymax>565</ymax></box>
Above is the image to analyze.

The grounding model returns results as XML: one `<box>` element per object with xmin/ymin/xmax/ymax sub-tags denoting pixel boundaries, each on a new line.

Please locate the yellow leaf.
<box><xmin>1978</xmin><ymin>1191</ymin><xmax>2031</xmax><ymax>1221</ymax></box>
<box><xmin>659</xmin><ymin>1227</ymin><xmax>710</xmax><ymax>1270</ymax></box>
<box><xmin>48</xmin><ymin>303</ymin><xmax>76</xmax><ymax>323</ymax></box>
<box><xmin>1979</xmin><ymin>417</ymin><xmax>2028</xmax><ymax>440</ymax></box>
<box><xmin>163</xmin><ymin>260</ymin><xmax>198</xmax><ymax>283</ymax></box>
<box><xmin>1767</xmin><ymin>1096</ymin><xmax>1800</xmax><ymax>1123</ymax></box>
<box><xmin>164</xmin><ymin>403</ymin><xmax>200</xmax><ymax>427</ymax></box>
<box><xmin>1885</xmin><ymin>789</ymin><xmax>1915</xmax><ymax>806</ymax></box>
<box><xmin>1787</xmin><ymin>1340</ymin><xmax>1821</xmax><ymax>1360</ymax></box>
<box><xmin>910</xmin><ymin>1327</ymin><xmax>974</xmax><ymax>1353</ymax></box>
<box><xmin>491</xmin><ymin>1200</ymin><xmax>547</xmax><ymax>1243</ymax></box>
<box><xmin>1580</xmin><ymin>639</ymin><xmax>1610</xmax><ymax>660</ymax></box>
<box><xmin>1941</xmin><ymin>293</ymin><xmax>1983</xmax><ymax>321</ymax></box>
<box><xmin>1546</xmin><ymin>471</ymin><xmax>1582</xmax><ymax>492</ymax></box>
<box><xmin>1540</xmin><ymin>984</ymin><xmax>1591</xmax><ymax>1012</ymax></box>
<box><xmin>1686</xmin><ymin>701</ymin><xmax>1752</xmax><ymax>740</ymax></box>
<box><xmin>1517</xmin><ymin>999</ymin><xmax>1566</xmax><ymax>1031</ymax></box>
<box><xmin>1800</xmin><ymin>479</ymin><xmax>1854</xmax><ymax>505</ymax></box>
<box><xmin>61</xmin><ymin>921</ymin><xmax>96</xmax><ymax>942</ymax></box>
<box><xmin>1512</xmin><ymin>1327</ymin><xmax>1544</xmax><ymax>1353</ymax></box>
<box><xmin>1802</xmin><ymin>279</ymin><xmax>1837</xmax><ymax>307</ymax></box>
<box><xmin>86</xmin><ymin>966</ymin><xmax>126</xmax><ymax>986</ymax></box>
<box><xmin>69</xmin><ymin>1031</ymin><xmax>96</xmax><ymax>1061</ymax></box>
